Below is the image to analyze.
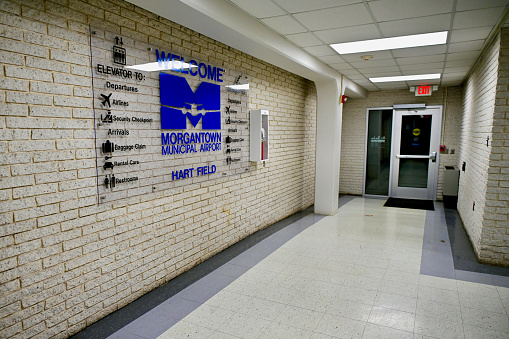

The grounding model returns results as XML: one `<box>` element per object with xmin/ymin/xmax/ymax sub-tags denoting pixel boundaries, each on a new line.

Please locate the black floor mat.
<box><xmin>384</xmin><ymin>197</ymin><xmax>435</xmax><ymax>211</ymax></box>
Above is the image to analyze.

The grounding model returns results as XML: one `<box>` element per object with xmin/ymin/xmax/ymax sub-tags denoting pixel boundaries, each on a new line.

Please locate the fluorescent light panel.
<box><xmin>226</xmin><ymin>84</ymin><xmax>249</xmax><ymax>90</ymax></box>
<box><xmin>370</xmin><ymin>73</ymin><xmax>441</xmax><ymax>83</ymax></box>
<box><xmin>331</xmin><ymin>31</ymin><xmax>448</xmax><ymax>55</ymax></box>
<box><xmin>125</xmin><ymin>61</ymin><xmax>198</xmax><ymax>72</ymax></box>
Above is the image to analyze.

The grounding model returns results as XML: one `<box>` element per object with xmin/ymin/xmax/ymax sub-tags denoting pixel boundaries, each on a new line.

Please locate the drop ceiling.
<box><xmin>227</xmin><ymin>0</ymin><xmax>509</xmax><ymax>91</ymax></box>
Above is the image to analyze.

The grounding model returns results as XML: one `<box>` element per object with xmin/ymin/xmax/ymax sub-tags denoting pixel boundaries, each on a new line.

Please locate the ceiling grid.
<box><xmin>228</xmin><ymin>0</ymin><xmax>509</xmax><ymax>91</ymax></box>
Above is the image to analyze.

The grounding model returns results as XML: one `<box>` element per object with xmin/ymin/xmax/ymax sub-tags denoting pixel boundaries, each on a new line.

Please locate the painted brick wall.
<box><xmin>458</xmin><ymin>32</ymin><xmax>500</xmax><ymax>262</ymax></box>
<box><xmin>340</xmin><ymin>87</ymin><xmax>463</xmax><ymax>200</ymax></box>
<box><xmin>475</xmin><ymin>28</ymin><xmax>509</xmax><ymax>266</ymax></box>
<box><xmin>0</xmin><ymin>0</ymin><xmax>317</xmax><ymax>337</ymax></box>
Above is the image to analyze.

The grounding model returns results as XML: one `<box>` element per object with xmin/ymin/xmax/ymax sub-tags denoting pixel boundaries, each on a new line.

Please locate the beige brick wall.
<box><xmin>474</xmin><ymin>28</ymin><xmax>509</xmax><ymax>266</ymax></box>
<box><xmin>458</xmin><ymin>32</ymin><xmax>500</xmax><ymax>263</ymax></box>
<box><xmin>340</xmin><ymin>87</ymin><xmax>463</xmax><ymax>200</ymax></box>
<box><xmin>0</xmin><ymin>0</ymin><xmax>317</xmax><ymax>337</ymax></box>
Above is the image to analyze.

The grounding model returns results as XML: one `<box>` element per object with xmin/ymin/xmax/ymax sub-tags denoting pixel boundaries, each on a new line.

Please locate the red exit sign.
<box><xmin>415</xmin><ymin>85</ymin><xmax>432</xmax><ymax>96</ymax></box>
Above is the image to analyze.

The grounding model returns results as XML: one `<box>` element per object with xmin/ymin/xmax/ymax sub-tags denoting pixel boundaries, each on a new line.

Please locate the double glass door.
<box><xmin>364</xmin><ymin>106</ymin><xmax>442</xmax><ymax>200</ymax></box>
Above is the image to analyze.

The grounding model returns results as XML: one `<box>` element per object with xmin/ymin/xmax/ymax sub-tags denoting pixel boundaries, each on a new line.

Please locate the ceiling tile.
<box><xmin>369</xmin><ymin>0</ymin><xmax>453</xmax><ymax>22</ymax></box>
<box><xmin>293</xmin><ymin>3</ymin><xmax>372</xmax><ymax>31</ymax></box>
<box><xmin>285</xmin><ymin>32</ymin><xmax>323</xmax><ymax>47</ymax></box>
<box><xmin>445</xmin><ymin>59</ymin><xmax>473</xmax><ymax>68</ymax></box>
<box><xmin>401</xmin><ymin>69</ymin><xmax>442</xmax><ymax>76</ymax></box>
<box><xmin>448</xmin><ymin>40</ymin><xmax>485</xmax><ymax>53</ymax></box>
<box><xmin>442</xmin><ymin>72</ymin><xmax>468</xmax><ymax>78</ymax></box>
<box><xmin>407</xmin><ymin>78</ymin><xmax>440</xmax><ymax>86</ymax></box>
<box><xmin>353</xmin><ymin>78</ymin><xmax>374</xmax><ymax>85</ymax></box>
<box><xmin>347</xmin><ymin>75</ymin><xmax>367</xmax><ymax>81</ymax></box>
<box><xmin>273</xmin><ymin>0</ymin><xmax>363</xmax><ymax>13</ymax></box>
<box><xmin>446</xmin><ymin>51</ymin><xmax>479</xmax><ymax>61</ymax></box>
<box><xmin>453</xmin><ymin>7</ymin><xmax>505</xmax><ymax>29</ymax></box>
<box><xmin>340</xmin><ymin>50</ymin><xmax>394</xmax><ymax>62</ymax></box>
<box><xmin>442</xmin><ymin>74</ymin><xmax>467</xmax><ymax>81</ymax></box>
<box><xmin>303</xmin><ymin>45</ymin><xmax>336</xmax><ymax>56</ymax></box>
<box><xmin>317</xmin><ymin>55</ymin><xmax>346</xmax><ymax>63</ymax></box>
<box><xmin>399</xmin><ymin>62</ymin><xmax>444</xmax><ymax>71</ymax></box>
<box><xmin>456</xmin><ymin>0</ymin><xmax>509</xmax><ymax>11</ymax></box>
<box><xmin>361</xmin><ymin>67</ymin><xmax>402</xmax><ymax>76</ymax></box>
<box><xmin>313</xmin><ymin>24</ymin><xmax>381</xmax><ymax>44</ymax></box>
<box><xmin>392</xmin><ymin>45</ymin><xmax>447</xmax><ymax>58</ymax></box>
<box><xmin>261</xmin><ymin>15</ymin><xmax>307</xmax><ymax>35</ymax></box>
<box><xmin>228</xmin><ymin>0</ymin><xmax>286</xmax><ymax>18</ymax></box>
<box><xmin>330</xmin><ymin>63</ymin><xmax>354</xmax><ymax>71</ymax></box>
<box><xmin>350</xmin><ymin>58</ymin><xmax>397</xmax><ymax>69</ymax></box>
<box><xmin>450</xmin><ymin>26</ymin><xmax>493</xmax><ymax>43</ymax></box>
<box><xmin>444</xmin><ymin>66</ymin><xmax>471</xmax><ymax>73</ymax></box>
<box><xmin>396</xmin><ymin>54</ymin><xmax>445</xmax><ymax>65</ymax></box>
<box><xmin>341</xmin><ymin>69</ymin><xmax>363</xmax><ymax>76</ymax></box>
<box><xmin>378</xmin><ymin>14</ymin><xmax>451</xmax><ymax>37</ymax></box>
<box><xmin>375</xmin><ymin>82</ymin><xmax>409</xmax><ymax>90</ymax></box>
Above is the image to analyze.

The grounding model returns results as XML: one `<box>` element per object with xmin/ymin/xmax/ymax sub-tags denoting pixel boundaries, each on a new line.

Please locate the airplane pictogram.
<box><xmin>101</xmin><ymin>93</ymin><xmax>112</xmax><ymax>107</ymax></box>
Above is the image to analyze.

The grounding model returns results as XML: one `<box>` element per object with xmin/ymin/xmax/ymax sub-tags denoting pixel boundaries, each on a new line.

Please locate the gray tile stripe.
<box><xmin>421</xmin><ymin>202</ymin><xmax>509</xmax><ymax>287</ymax></box>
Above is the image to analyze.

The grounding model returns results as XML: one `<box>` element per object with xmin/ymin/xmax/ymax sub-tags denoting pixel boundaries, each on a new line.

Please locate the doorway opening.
<box><xmin>364</xmin><ymin>106</ymin><xmax>442</xmax><ymax>200</ymax></box>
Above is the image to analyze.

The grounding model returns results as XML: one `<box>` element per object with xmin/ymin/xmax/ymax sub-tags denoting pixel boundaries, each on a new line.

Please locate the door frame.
<box><xmin>388</xmin><ymin>105</ymin><xmax>442</xmax><ymax>200</ymax></box>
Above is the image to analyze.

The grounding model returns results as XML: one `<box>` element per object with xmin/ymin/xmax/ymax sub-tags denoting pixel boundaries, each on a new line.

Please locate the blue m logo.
<box><xmin>160</xmin><ymin>73</ymin><xmax>221</xmax><ymax>130</ymax></box>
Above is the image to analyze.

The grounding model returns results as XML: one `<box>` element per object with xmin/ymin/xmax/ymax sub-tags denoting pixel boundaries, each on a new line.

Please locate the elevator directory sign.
<box><xmin>89</xmin><ymin>26</ymin><xmax>251</xmax><ymax>203</ymax></box>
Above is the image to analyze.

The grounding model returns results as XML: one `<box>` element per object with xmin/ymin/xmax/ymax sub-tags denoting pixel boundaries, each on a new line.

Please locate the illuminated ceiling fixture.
<box><xmin>330</xmin><ymin>31</ymin><xmax>448</xmax><ymax>55</ymax></box>
<box><xmin>125</xmin><ymin>61</ymin><xmax>198</xmax><ymax>72</ymax></box>
<box><xmin>370</xmin><ymin>74</ymin><xmax>441</xmax><ymax>83</ymax></box>
<box><xmin>226</xmin><ymin>84</ymin><xmax>250</xmax><ymax>90</ymax></box>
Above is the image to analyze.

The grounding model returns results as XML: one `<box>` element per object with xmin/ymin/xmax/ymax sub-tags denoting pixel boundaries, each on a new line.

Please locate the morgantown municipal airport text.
<box><xmin>161</xmin><ymin>132</ymin><xmax>222</xmax><ymax>155</ymax></box>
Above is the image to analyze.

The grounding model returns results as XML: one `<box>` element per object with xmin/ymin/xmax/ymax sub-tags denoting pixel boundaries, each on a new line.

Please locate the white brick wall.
<box><xmin>473</xmin><ymin>28</ymin><xmax>509</xmax><ymax>266</ymax></box>
<box><xmin>340</xmin><ymin>87</ymin><xmax>463</xmax><ymax>200</ymax></box>
<box><xmin>458</xmin><ymin>32</ymin><xmax>500</xmax><ymax>263</ymax></box>
<box><xmin>0</xmin><ymin>0</ymin><xmax>317</xmax><ymax>337</ymax></box>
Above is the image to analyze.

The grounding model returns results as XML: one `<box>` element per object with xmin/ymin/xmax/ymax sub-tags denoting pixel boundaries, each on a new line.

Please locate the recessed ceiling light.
<box><xmin>125</xmin><ymin>61</ymin><xmax>198</xmax><ymax>72</ymax></box>
<box><xmin>370</xmin><ymin>74</ymin><xmax>441</xmax><ymax>83</ymax></box>
<box><xmin>331</xmin><ymin>31</ymin><xmax>448</xmax><ymax>55</ymax></box>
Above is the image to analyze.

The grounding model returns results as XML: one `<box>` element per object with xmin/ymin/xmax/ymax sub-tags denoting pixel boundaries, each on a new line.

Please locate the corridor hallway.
<box><xmin>85</xmin><ymin>197</ymin><xmax>509</xmax><ymax>339</ymax></box>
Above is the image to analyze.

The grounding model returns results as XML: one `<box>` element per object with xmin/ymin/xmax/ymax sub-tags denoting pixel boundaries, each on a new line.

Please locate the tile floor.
<box><xmin>105</xmin><ymin>197</ymin><xmax>509</xmax><ymax>339</ymax></box>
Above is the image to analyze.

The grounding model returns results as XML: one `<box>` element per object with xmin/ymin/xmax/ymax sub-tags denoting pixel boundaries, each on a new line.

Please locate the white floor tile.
<box><xmin>414</xmin><ymin>313</ymin><xmax>465</xmax><ymax>339</ymax></box>
<box><xmin>460</xmin><ymin>306</ymin><xmax>509</xmax><ymax>332</ymax></box>
<box><xmin>463</xmin><ymin>324</ymin><xmax>509</xmax><ymax>339</ymax></box>
<box><xmin>261</xmin><ymin>322</ymin><xmax>313</xmax><ymax>339</ymax></box>
<box><xmin>325</xmin><ymin>296</ymin><xmax>373</xmax><ymax>322</ymax></box>
<box><xmin>362</xmin><ymin>323</ymin><xmax>413</xmax><ymax>339</ymax></box>
<box><xmin>419</xmin><ymin>275</ymin><xmax>458</xmax><ymax>291</ymax></box>
<box><xmin>418</xmin><ymin>285</ymin><xmax>460</xmax><ymax>306</ymax></box>
<box><xmin>314</xmin><ymin>313</ymin><xmax>366</xmax><ymax>339</ymax></box>
<box><xmin>145</xmin><ymin>198</ymin><xmax>509</xmax><ymax>339</ymax></box>
<box><xmin>415</xmin><ymin>299</ymin><xmax>463</xmax><ymax>324</ymax></box>
<box><xmin>237</xmin><ymin>297</ymin><xmax>284</xmax><ymax>321</ymax></box>
<box><xmin>220</xmin><ymin>313</ymin><xmax>272</xmax><ymax>339</ymax></box>
<box><xmin>276</xmin><ymin>305</ymin><xmax>324</xmax><ymax>331</ymax></box>
<box><xmin>368</xmin><ymin>306</ymin><xmax>416</xmax><ymax>332</ymax></box>
<box><xmin>374</xmin><ymin>292</ymin><xmax>418</xmax><ymax>313</ymax></box>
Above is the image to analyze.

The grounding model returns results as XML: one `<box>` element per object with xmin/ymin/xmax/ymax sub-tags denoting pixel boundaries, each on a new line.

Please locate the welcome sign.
<box><xmin>89</xmin><ymin>27</ymin><xmax>250</xmax><ymax>203</ymax></box>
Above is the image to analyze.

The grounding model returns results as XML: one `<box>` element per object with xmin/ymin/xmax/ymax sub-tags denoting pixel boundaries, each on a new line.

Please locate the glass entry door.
<box><xmin>390</xmin><ymin>106</ymin><xmax>442</xmax><ymax>200</ymax></box>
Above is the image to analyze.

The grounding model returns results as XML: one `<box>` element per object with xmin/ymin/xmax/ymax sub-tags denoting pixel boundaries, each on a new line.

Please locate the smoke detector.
<box><xmin>360</xmin><ymin>55</ymin><xmax>374</xmax><ymax>61</ymax></box>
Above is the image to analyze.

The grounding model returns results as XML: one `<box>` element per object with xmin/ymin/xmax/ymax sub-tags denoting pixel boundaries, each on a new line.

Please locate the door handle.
<box><xmin>396</xmin><ymin>155</ymin><xmax>430</xmax><ymax>159</ymax></box>
<box><xmin>396</xmin><ymin>152</ymin><xmax>437</xmax><ymax>162</ymax></box>
<box><xmin>430</xmin><ymin>152</ymin><xmax>437</xmax><ymax>162</ymax></box>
